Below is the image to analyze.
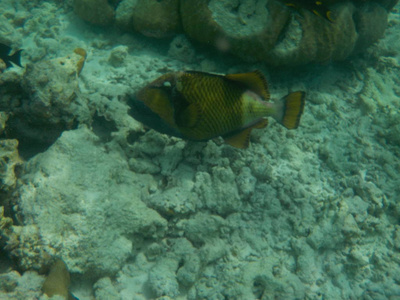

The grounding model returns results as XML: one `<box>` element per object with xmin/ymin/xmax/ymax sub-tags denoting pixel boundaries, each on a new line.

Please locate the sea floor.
<box><xmin>0</xmin><ymin>1</ymin><xmax>400</xmax><ymax>299</ymax></box>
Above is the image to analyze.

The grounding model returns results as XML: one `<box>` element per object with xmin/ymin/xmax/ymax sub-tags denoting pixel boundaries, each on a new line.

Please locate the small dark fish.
<box><xmin>129</xmin><ymin>70</ymin><xmax>305</xmax><ymax>149</ymax></box>
<box><xmin>0</xmin><ymin>43</ymin><xmax>22</xmax><ymax>69</ymax></box>
<box><xmin>280</xmin><ymin>0</ymin><xmax>334</xmax><ymax>22</ymax></box>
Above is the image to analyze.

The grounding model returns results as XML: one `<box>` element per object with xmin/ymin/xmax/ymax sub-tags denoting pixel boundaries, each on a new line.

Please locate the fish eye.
<box><xmin>163</xmin><ymin>81</ymin><xmax>172</xmax><ymax>87</ymax></box>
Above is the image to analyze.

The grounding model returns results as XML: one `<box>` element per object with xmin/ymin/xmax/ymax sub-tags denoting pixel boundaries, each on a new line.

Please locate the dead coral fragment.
<box><xmin>73</xmin><ymin>47</ymin><xmax>87</xmax><ymax>76</ymax></box>
<box><xmin>0</xmin><ymin>206</ymin><xmax>13</xmax><ymax>233</ymax></box>
<box><xmin>0</xmin><ymin>139</ymin><xmax>22</xmax><ymax>191</ymax></box>
<box><xmin>0</xmin><ymin>58</ymin><xmax>6</xmax><ymax>73</ymax></box>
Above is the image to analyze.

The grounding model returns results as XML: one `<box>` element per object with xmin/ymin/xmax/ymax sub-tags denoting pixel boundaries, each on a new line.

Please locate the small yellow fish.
<box><xmin>280</xmin><ymin>0</ymin><xmax>334</xmax><ymax>22</ymax></box>
<box><xmin>129</xmin><ymin>71</ymin><xmax>305</xmax><ymax>149</ymax></box>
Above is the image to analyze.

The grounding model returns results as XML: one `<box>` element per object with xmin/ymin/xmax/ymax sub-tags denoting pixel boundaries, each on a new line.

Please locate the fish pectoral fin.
<box><xmin>171</xmin><ymin>89</ymin><xmax>202</xmax><ymax>128</ymax></box>
<box><xmin>174</xmin><ymin>102</ymin><xmax>202</xmax><ymax>128</ymax></box>
<box><xmin>223</xmin><ymin>128</ymin><xmax>252</xmax><ymax>149</ymax></box>
<box><xmin>225</xmin><ymin>70</ymin><xmax>270</xmax><ymax>100</ymax></box>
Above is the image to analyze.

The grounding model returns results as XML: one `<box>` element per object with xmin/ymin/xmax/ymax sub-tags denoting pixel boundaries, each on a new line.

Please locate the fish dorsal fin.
<box><xmin>223</xmin><ymin>127</ymin><xmax>252</xmax><ymax>149</ymax></box>
<box><xmin>225</xmin><ymin>70</ymin><xmax>270</xmax><ymax>100</ymax></box>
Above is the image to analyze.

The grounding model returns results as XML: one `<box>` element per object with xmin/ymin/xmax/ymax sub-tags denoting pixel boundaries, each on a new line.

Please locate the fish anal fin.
<box><xmin>225</xmin><ymin>70</ymin><xmax>270</xmax><ymax>100</ymax></box>
<box><xmin>223</xmin><ymin>127</ymin><xmax>252</xmax><ymax>149</ymax></box>
<box><xmin>224</xmin><ymin>119</ymin><xmax>268</xmax><ymax>148</ymax></box>
<box><xmin>253</xmin><ymin>119</ymin><xmax>268</xmax><ymax>129</ymax></box>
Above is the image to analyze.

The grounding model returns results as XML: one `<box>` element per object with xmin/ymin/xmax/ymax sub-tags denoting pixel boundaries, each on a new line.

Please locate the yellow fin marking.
<box><xmin>282</xmin><ymin>91</ymin><xmax>306</xmax><ymax>129</ymax></box>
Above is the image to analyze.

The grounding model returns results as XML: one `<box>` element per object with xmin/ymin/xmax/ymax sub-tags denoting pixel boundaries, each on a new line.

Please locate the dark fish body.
<box><xmin>129</xmin><ymin>71</ymin><xmax>305</xmax><ymax>148</ymax></box>
<box><xmin>0</xmin><ymin>43</ymin><xmax>22</xmax><ymax>69</ymax></box>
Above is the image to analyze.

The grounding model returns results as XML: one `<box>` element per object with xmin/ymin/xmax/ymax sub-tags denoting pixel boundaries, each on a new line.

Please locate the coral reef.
<box><xmin>0</xmin><ymin>50</ymin><xmax>91</xmax><ymax>158</ymax></box>
<box><xmin>73</xmin><ymin>0</ymin><xmax>115</xmax><ymax>26</ymax></box>
<box><xmin>114</xmin><ymin>0</ymin><xmax>182</xmax><ymax>38</ymax></box>
<box><xmin>180</xmin><ymin>0</ymin><xmax>395</xmax><ymax>66</ymax></box>
<box><xmin>71</xmin><ymin>0</ymin><xmax>399</xmax><ymax>66</ymax></box>
<box><xmin>130</xmin><ymin>0</ymin><xmax>182</xmax><ymax>38</ymax></box>
<box><xmin>0</xmin><ymin>0</ymin><xmax>400</xmax><ymax>299</ymax></box>
<box><xmin>0</xmin><ymin>270</ymin><xmax>44</xmax><ymax>299</ymax></box>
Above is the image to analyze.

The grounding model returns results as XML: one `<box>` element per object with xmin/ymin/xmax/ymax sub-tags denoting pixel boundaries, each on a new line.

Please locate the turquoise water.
<box><xmin>0</xmin><ymin>1</ymin><xmax>400</xmax><ymax>299</ymax></box>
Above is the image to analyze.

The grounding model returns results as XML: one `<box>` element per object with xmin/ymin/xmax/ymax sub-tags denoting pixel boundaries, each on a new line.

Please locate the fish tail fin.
<box><xmin>274</xmin><ymin>91</ymin><xmax>305</xmax><ymax>129</ymax></box>
<box><xmin>9</xmin><ymin>49</ymin><xmax>22</xmax><ymax>67</ymax></box>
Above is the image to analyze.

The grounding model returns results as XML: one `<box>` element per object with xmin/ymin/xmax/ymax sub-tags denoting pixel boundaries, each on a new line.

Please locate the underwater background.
<box><xmin>0</xmin><ymin>0</ymin><xmax>400</xmax><ymax>299</ymax></box>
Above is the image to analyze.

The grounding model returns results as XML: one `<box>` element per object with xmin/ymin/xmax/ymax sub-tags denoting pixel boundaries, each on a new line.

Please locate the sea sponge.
<box><xmin>42</xmin><ymin>259</ymin><xmax>74</xmax><ymax>300</ymax></box>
